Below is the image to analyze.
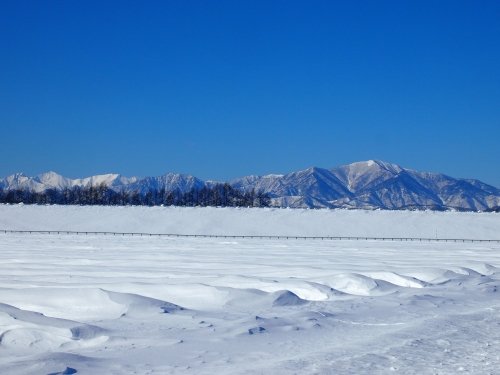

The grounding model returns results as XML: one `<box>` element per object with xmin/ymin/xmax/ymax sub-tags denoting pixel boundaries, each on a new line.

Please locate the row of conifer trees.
<box><xmin>0</xmin><ymin>183</ymin><xmax>270</xmax><ymax>207</ymax></box>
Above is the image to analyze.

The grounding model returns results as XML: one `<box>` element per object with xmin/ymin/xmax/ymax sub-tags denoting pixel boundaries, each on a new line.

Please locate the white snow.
<box><xmin>1</xmin><ymin>172</ymin><xmax>139</xmax><ymax>193</ymax></box>
<box><xmin>0</xmin><ymin>204</ymin><xmax>499</xmax><ymax>239</ymax></box>
<box><xmin>0</xmin><ymin>205</ymin><xmax>499</xmax><ymax>374</ymax></box>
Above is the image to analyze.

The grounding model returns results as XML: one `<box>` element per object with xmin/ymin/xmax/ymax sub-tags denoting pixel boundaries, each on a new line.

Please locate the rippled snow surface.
<box><xmin>0</xmin><ymin>206</ymin><xmax>499</xmax><ymax>374</ymax></box>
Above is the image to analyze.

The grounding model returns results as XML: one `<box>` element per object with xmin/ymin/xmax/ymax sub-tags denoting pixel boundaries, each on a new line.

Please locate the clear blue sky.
<box><xmin>1</xmin><ymin>1</ymin><xmax>499</xmax><ymax>186</ymax></box>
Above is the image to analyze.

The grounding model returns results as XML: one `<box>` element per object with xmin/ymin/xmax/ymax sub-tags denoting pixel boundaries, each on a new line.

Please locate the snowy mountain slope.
<box><xmin>35</xmin><ymin>171</ymin><xmax>73</xmax><ymax>190</ymax></box>
<box><xmin>330</xmin><ymin>160</ymin><xmax>404</xmax><ymax>193</ymax></box>
<box><xmin>232</xmin><ymin>161</ymin><xmax>500</xmax><ymax>210</ymax></box>
<box><xmin>126</xmin><ymin>173</ymin><xmax>205</xmax><ymax>194</ymax></box>
<box><xmin>0</xmin><ymin>173</ymin><xmax>48</xmax><ymax>193</ymax></box>
<box><xmin>36</xmin><ymin>172</ymin><xmax>138</xmax><ymax>191</ymax></box>
<box><xmin>0</xmin><ymin>172</ymin><xmax>138</xmax><ymax>193</ymax></box>
<box><xmin>351</xmin><ymin>171</ymin><xmax>444</xmax><ymax>210</ymax></box>
<box><xmin>1</xmin><ymin>161</ymin><xmax>499</xmax><ymax>210</ymax></box>
<box><xmin>232</xmin><ymin>167</ymin><xmax>352</xmax><ymax>201</ymax></box>
<box><xmin>406</xmin><ymin>171</ymin><xmax>500</xmax><ymax>211</ymax></box>
<box><xmin>72</xmin><ymin>174</ymin><xmax>138</xmax><ymax>190</ymax></box>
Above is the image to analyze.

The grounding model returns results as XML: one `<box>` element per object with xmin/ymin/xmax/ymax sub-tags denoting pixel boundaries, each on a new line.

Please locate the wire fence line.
<box><xmin>1</xmin><ymin>229</ymin><xmax>499</xmax><ymax>243</ymax></box>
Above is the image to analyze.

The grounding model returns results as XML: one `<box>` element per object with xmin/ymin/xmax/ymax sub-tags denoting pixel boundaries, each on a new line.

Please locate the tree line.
<box><xmin>0</xmin><ymin>183</ymin><xmax>271</xmax><ymax>207</ymax></box>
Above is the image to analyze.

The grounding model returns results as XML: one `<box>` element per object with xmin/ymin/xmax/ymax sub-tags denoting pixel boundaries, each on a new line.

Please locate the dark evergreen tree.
<box><xmin>0</xmin><ymin>184</ymin><xmax>270</xmax><ymax>208</ymax></box>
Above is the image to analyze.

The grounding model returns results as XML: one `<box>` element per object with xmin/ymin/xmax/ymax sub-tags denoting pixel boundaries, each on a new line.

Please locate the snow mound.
<box><xmin>362</xmin><ymin>272</ymin><xmax>428</xmax><ymax>288</ymax></box>
<box><xmin>272</xmin><ymin>290</ymin><xmax>307</xmax><ymax>306</ymax></box>
<box><xmin>320</xmin><ymin>274</ymin><xmax>399</xmax><ymax>296</ymax></box>
<box><xmin>472</xmin><ymin>263</ymin><xmax>499</xmax><ymax>275</ymax></box>
<box><xmin>103</xmin><ymin>290</ymin><xmax>185</xmax><ymax>316</ymax></box>
<box><xmin>0</xmin><ymin>288</ymin><xmax>127</xmax><ymax>321</ymax></box>
<box><xmin>0</xmin><ymin>303</ymin><xmax>106</xmax><ymax>353</ymax></box>
<box><xmin>0</xmin><ymin>288</ymin><xmax>185</xmax><ymax>323</ymax></box>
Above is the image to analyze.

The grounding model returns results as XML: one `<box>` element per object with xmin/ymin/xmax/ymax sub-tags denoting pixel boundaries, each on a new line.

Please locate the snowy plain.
<box><xmin>0</xmin><ymin>205</ymin><xmax>499</xmax><ymax>374</ymax></box>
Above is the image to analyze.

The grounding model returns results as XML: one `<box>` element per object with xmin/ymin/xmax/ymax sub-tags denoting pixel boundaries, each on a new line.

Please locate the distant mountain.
<box><xmin>126</xmin><ymin>173</ymin><xmax>205</xmax><ymax>195</ymax></box>
<box><xmin>232</xmin><ymin>160</ymin><xmax>500</xmax><ymax>211</ymax></box>
<box><xmin>1</xmin><ymin>161</ymin><xmax>499</xmax><ymax>211</ymax></box>
<box><xmin>0</xmin><ymin>172</ymin><xmax>138</xmax><ymax>193</ymax></box>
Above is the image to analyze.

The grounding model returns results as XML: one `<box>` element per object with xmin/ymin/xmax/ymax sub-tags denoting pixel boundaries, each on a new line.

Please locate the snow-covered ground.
<box><xmin>1</xmin><ymin>204</ymin><xmax>499</xmax><ymax>239</ymax></box>
<box><xmin>0</xmin><ymin>205</ymin><xmax>499</xmax><ymax>374</ymax></box>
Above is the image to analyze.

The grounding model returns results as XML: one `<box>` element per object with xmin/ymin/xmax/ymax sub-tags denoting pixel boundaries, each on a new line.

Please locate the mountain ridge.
<box><xmin>1</xmin><ymin>160</ymin><xmax>499</xmax><ymax>211</ymax></box>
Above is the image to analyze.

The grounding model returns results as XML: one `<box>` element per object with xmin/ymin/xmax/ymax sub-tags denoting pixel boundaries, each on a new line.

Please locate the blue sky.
<box><xmin>1</xmin><ymin>1</ymin><xmax>499</xmax><ymax>186</ymax></box>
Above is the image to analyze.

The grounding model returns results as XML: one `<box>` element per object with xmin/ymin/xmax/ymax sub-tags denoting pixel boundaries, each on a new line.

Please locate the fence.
<box><xmin>1</xmin><ymin>229</ymin><xmax>499</xmax><ymax>243</ymax></box>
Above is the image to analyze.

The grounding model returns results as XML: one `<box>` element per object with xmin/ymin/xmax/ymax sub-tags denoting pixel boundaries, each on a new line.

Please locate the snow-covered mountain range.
<box><xmin>1</xmin><ymin>160</ymin><xmax>499</xmax><ymax>211</ymax></box>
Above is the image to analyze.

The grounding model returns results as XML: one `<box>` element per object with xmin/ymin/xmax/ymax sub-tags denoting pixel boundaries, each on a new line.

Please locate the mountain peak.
<box><xmin>301</xmin><ymin>166</ymin><xmax>324</xmax><ymax>174</ymax></box>
<box><xmin>36</xmin><ymin>171</ymin><xmax>69</xmax><ymax>188</ymax></box>
<box><xmin>330</xmin><ymin>160</ymin><xmax>404</xmax><ymax>193</ymax></box>
<box><xmin>347</xmin><ymin>160</ymin><xmax>402</xmax><ymax>172</ymax></box>
<box><xmin>38</xmin><ymin>170</ymin><xmax>60</xmax><ymax>177</ymax></box>
<box><xmin>9</xmin><ymin>172</ymin><xmax>28</xmax><ymax>178</ymax></box>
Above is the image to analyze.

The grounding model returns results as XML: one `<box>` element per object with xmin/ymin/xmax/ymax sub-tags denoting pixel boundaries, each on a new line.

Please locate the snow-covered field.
<box><xmin>0</xmin><ymin>205</ymin><xmax>499</xmax><ymax>374</ymax></box>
